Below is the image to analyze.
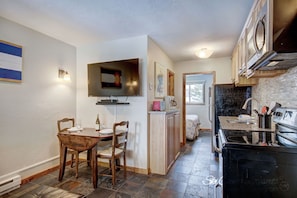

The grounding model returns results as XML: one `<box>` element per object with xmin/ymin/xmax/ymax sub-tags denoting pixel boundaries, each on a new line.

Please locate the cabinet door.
<box><xmin>149</xmin><ymin>113</ymin><xmax>166</xmax><ymax>175</ymax></box>
<box><xmin>231</xmin><ymin>45</ymin><xmax>239</xmax><ymax>83</ymax></box>
<box><xmin>166</xmin><ymin>114</ymin><xmax>175</xmax><ymax>170</ymax></box>
<box><xmin>174</xmin><ymin>112</ymin><xmax>180</xmax><ymax>158</ymax></box>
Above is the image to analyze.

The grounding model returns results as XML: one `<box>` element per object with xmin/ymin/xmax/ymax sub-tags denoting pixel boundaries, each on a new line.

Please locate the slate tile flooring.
<box><xmin>1</xmin><ymin>131</ymin><xmax>221</xmax><ymax>198</ymax></box>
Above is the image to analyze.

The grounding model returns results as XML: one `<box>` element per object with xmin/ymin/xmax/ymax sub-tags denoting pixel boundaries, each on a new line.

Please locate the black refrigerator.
<box><xmin>210</xmin><ymin>84</ymin><xmax>252</xmax><ymax>156</ymax></box>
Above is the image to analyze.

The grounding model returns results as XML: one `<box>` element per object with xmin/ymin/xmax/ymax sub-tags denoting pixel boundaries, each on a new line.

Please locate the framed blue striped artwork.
<box><xmin>0</xmin><ymin>40</ymin><xmax>23</xmax><ymax>82</ymax></box>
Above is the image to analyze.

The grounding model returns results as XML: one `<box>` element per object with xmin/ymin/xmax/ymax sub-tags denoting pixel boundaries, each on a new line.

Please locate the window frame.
<box><xmin>185</xmin><ymin>80</ymin><xmax>205</xmax><ymax>105</ymax></box>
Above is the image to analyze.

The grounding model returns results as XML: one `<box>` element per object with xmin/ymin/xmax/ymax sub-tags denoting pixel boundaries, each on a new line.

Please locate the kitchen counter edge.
<box><xmin>149</xmin><ymin>109</ymin><xmax>179</xmax><ymax>114</ymax></box>
<box><xmin>219</xmin><ymin>116</ymin><xmax>275</xmax><ymax>132</ymax></box>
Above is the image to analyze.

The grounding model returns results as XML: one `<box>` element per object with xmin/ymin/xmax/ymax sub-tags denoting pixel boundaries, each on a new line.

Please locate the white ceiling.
<box><xmin>0</xmin><ymin>0</ymin><xmax>254</xmax><ymax>62</ymax></box>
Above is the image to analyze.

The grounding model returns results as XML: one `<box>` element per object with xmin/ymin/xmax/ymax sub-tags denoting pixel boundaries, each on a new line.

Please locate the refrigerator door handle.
<box><xmin>208</xmin><ymin>87</ymin><xmax>213</xmax><ymax>123</ymax></box>
<box><xmin>208</xmin><ymin>102</ymin><xmax>212</xmax><ymax>122</ymax></box>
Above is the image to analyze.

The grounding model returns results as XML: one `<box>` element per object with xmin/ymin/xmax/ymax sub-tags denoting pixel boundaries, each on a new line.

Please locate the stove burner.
<box><xmin>226</xmin><ymin>136</ymin><xmax>244</xmax><ymax>143</ymax></box>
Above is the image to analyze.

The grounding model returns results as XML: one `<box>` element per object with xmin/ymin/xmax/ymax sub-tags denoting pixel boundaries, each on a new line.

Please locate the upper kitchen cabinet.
<box><xmin>233</xmin><ymin>0</ymin><xmax>297</xmax><ymax>79</ymax></box>
<box><xmin>232</xmin><ymin>31</ymin><xmax>258</xmax><ymax>86</ymax></box>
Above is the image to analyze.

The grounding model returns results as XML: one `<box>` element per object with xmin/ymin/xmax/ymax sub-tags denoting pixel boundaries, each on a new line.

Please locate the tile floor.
<box><xmin>1</xmin><ymin>131</ymin><xmax>221</xmax><ymax>198</ymax></box>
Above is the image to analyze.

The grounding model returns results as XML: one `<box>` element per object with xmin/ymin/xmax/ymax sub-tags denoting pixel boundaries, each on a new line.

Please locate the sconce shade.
<box><xmin>58</xmin><ymin>69</ymin><xmax>70</xmax><ymax>81</ymax></box>
<box><xmin>195</xmin><ymin>48</ymin><xmax>213</xmax><ymax>58</ymax></box>
<box><xmin>63</xmin><ymin>71</ymin><xmax>70</xmax><ymax>81</ymax></box>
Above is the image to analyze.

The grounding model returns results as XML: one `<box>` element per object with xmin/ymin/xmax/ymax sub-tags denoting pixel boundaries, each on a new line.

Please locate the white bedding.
<box><xmin>186</xmin><ymin>114</ymin><xmax>200</xmax><ymax>140</ymax></box>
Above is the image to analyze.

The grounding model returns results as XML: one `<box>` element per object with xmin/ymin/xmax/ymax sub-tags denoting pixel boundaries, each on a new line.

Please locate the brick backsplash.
<box><xmin>253</xmin><ymin>66</ymin><xmax>297</xmax><ymax>108</ymax></box>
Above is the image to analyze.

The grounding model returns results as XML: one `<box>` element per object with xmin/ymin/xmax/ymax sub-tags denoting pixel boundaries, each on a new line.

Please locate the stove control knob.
<box><xmin>275</xmin><ymin>112</ymin><xmax>282</xmax><ymax>117</ymax></box>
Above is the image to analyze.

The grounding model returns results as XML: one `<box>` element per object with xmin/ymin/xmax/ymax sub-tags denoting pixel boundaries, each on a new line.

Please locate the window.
<box><xmin>186</xmin><ymin>80</ymin><xmax>205</xmax><ymax>104</ymax></box>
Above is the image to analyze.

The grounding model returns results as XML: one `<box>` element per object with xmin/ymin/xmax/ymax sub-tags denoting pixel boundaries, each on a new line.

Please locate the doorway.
<box><xmin>182</xmin><ymin>72</ymin><xmax>215</xmax><ymax>144</ymax></box>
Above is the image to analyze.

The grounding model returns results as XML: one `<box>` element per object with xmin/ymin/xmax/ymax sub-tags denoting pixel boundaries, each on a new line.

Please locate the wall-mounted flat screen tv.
<box><xmin>88</xmin><ymin>58</ymin><xmax>141</xmax><ymax>97</ymax></box>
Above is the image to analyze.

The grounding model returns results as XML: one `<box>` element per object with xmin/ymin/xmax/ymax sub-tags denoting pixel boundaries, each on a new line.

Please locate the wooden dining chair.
<box><xmin>97</xmin><ymin>121</ymin><xmax>129</xmax><ymax>186</ymax></box>
<box><xmin>57</xmin><ymin>118</ymin><xmax>81</xmax><ymax>178</ymax></box>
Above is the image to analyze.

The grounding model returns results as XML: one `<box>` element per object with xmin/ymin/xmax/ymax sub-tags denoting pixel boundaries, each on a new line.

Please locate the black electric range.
<box><xmin>218</xmin><ymin>107</ymin><xmax>297</xmax><ymax>198</ymax></box>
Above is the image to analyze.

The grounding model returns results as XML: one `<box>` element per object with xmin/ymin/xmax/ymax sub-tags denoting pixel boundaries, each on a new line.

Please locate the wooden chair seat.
<box><xmin>97</xmin><ymin>147</ymin><xmax>124</xmax><ymax>158</ymax></box>
<box><xmin>97</xmin><ymin>121</ymin><xmax>129</xmax><ymax>186</ymax></box>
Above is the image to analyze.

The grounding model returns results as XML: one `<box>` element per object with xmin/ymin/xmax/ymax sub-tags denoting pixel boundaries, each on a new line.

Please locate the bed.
<box><xmin>186</xmin><ymin>114</ymin><xmax>200</xmax><ymax>140</ymax></box>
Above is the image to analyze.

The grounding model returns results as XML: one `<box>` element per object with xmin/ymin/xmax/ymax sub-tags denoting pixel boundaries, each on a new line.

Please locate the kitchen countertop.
<box><xmin>219</xmin><ymin>116</ymin><xmax>275</xmax><ymax>132</ymax></box>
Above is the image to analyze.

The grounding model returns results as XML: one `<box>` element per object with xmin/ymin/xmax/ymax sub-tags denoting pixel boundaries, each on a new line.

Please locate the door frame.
<box><xmin>182</xmin><ymin>71</ymin><xmax>216</xmax><ymax>144</ymax></box>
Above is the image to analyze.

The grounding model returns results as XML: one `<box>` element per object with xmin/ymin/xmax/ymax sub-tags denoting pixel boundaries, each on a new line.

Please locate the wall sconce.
<box><xmin>195</xmin><ymin>48</ymin><xmax>214</xmax><ymax>59</ymax></box>
<box><xmin>58</xmin><ymin>69</ymin><xmax>70</xmax><ymax>81</ymax></box>
<box><xmin>126</xmin><ymin>80</ymin><xmax>138</xmax><ymax>87</ymax></box>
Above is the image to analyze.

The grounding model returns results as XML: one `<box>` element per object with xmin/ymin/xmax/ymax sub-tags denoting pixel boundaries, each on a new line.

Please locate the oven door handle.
<box><xmin>279</xmin><ymin>131</ymin><xmax>297</xmax><ymax>133</ymax></box>
<box><xmin>214</xmin><ymin>134</ymin><xmax>222</xmax><ymax>153</ymax></box>
<box><xmin>277</xmin><ymin>132</ymin><xmax>297</xmax><ymax>144</ymax></box>
<box><xmin>213</xmin><ymin>177</ymin><xmax>223</xmax><ymax>198</ymax></box>
<box><xmin>214</xmin><ymin>129</ymin><xmax>226</xmax><ymax>154</ymax></box>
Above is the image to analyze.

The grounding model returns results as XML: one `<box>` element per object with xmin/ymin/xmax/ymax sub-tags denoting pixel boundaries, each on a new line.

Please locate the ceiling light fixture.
<box><xmin>195</xmin><ymin>48</ymin><xmax>213</xmax><ymax>59</ymax></box>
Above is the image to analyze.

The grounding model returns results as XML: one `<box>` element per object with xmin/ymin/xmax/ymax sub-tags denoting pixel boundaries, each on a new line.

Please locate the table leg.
<box><xmin>91</xmin><ymin>145</ymin><xmax>98</xmax><ymax>188</ymax></box>
<box><xmin>58</xmin><ymin>145</ymin><xmax>67</xmax><ymax>181</ymax></box>
<box><xmin>87</xmin><ymin>150</ymin><xmax>91</xmax><ymax>167</ymax></box>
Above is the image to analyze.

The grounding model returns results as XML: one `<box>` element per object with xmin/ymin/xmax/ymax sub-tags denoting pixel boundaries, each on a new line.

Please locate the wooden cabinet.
<box><xmin>174</xmin><ymin>112</ymin><xmax>180</xmax><ymax>159</ymax></box>
<box><xmin>166</xmin><ymin>114</ymin><xmax>175</xmax><ymax>169</ymax></box>
<box><xmin>232</xmin><ymin>0</ymin><xmax>288</xmax><ymax>81</ymax></box>
<box><xmin>232</xmin><ymin>40</ymin><xmax>258</xmax><ymax>86</ymax></box>
<box><xmin>149</xmin><ymin>110</ymin><xmax>180</xmax><ymax>175</ymax></box>
<box><xmin>232</xmin><ymin>17</ymin><xmax>258</xmax><ymax>86</ymax></box>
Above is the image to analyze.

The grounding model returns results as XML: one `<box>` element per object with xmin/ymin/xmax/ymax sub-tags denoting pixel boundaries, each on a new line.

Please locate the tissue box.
<box><xmin>152</xmin><ymin>101</ymin><xmax>165</xmax><ymax>111</ymax></box>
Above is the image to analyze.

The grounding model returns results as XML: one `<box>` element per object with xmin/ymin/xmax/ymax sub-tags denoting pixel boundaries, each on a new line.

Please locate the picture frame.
<box><xmin>154</xmin><ymin>62</ymin><xmax>166</xmax><ymax>98</ymax></box>
<box><xmin>0</xmin><ymin>40</ymin><xmax>23</xmax><ymax>82</ymax></box>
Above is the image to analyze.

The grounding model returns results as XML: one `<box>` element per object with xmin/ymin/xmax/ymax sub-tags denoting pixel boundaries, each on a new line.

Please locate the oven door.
<box><xmin>213</xmin><ymin>130</ymin><xmax>224</xmax><ymax>198</ymax></box>
<box><xmin>277</xmin><ymin>124</ymin><xmax>297</xmax><ymax>147</ymax></box>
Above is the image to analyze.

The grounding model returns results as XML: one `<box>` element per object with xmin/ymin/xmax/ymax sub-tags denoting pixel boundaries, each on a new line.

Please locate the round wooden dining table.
<box><xmin>57</xmin><ymin>128</ymin><xmax>113</xmax><ymax>188</ymax></box>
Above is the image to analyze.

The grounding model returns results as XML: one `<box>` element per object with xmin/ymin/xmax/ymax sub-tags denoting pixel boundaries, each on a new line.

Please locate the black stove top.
<box><xmin>219</xmin><ymin>129</ymin><xmax>278</xmax><ymax>147</ymax></box>
<box><xmin>219</xmin><ymin>107</ymin><xmax>297</xmax><ymax>148</ymax></box>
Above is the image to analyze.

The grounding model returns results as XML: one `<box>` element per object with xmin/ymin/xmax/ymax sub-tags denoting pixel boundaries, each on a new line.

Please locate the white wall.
<box><xmin>147</xmin><ymin>38</ymin><xmax>174</xmax><ymax>108</ymax></box>
<box><xmin>0</xmin><ymin>17</ymin><xmax>76</xmax><ymax>180</ymax></box>
<box><xmin>76</xmin><ymin>35</ymin><xmax>149</xmax><ymax>171</ymax></box>
<box><xmin>76</xmin><ymin>36</ymin><xmax>174</xmax><ymax>172</ymax></box>
<box><xmin>174</xmin><ymin>57</ymin><xmax>233</xmax><ymax>131</ymax></box>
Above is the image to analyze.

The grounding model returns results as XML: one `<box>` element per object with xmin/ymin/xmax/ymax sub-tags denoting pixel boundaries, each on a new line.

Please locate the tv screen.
<box><xmin>88</xmin><ymin>58</ymin><xmax>141</xmax><ymax>97</ymax></box>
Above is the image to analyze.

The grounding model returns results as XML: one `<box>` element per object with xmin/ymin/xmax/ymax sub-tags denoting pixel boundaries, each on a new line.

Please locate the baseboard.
<box><xmin>200</xmin><ymin>128</ymin><xmax>211</xmax><ymax>132</ymax></box>
<box><xmin>132</xmin><ymin>167</ymin><xmax>149</xmax><ymax>175</ymax></box>
<box><xmin>21</xmin><ymin>160</ymin><xmax>72</xmax><ymax>185</ymax></box>
<box><xmin>0</xmin><ymin>156</ymin><xmax>60</xmax><ymax>186</ymax></box>
<box><xmin>98</xmin><ymin>161</ymin><xmax>149</xmax><ymax>175</ymax></box>
<box><xmin>21</xmin><ymin>159</ymin><xmax>149</xmax><ymax>185</ymax></box>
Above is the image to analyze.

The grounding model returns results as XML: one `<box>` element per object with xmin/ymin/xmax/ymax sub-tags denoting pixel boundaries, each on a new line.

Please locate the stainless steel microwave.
<box><xmin>247</xmin><ymin>0</ymin><xmax>297</xmax><ymax>72</ymax></box>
